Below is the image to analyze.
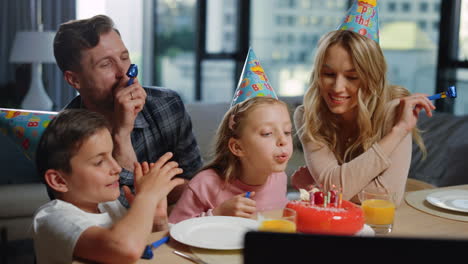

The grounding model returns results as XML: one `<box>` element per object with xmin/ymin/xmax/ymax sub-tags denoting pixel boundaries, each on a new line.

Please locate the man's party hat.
<box><xmin>337</xmin><ymin>0</ymin><xmax>379</xmax><ymax>43</ymax></box>
<box><xmin>231</xmin><ymin>47</ymin><xmax>277</xmax><ymax>107</ymax></box>
<box><xmin>0</xmin><ymin>108</ymin><xmax>57</xmax><ymax>161</ymax></box>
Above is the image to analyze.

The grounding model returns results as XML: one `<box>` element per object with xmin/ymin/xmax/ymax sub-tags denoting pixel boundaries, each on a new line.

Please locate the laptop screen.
<box><xmin>244</xmin><ymin>231</ymin><xmax>468</xmax><ymax>263</ymax></box>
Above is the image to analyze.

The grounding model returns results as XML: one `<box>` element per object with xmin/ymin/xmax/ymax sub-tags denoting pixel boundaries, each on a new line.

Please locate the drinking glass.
<box><xmin>257</xmin><ymin>207</ymin><xmax>297</xmax><ymax>233</ymax></box>
<box><xmin>358</xmin><ymin>189</ymin><xmax>396</xmax><ymax>235</ymax></box>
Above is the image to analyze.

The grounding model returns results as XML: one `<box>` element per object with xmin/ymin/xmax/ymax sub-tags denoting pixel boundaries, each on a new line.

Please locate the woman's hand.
<box><xmin>395</xmin><ymin>93</ymin><xmax>435</xmax><ymax>133</ymax></box>
<box><xmin>212</xmin><ymin>192</ymin><xmax>256</xmax><ymax>218</ymax></box>
<box><xmin>291</xmin><ymin>166</ymin><xmax>315</xmax><ymax>190</ymax></box>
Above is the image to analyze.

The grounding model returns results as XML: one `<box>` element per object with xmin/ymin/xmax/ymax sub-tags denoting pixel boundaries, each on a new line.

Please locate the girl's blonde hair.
<box><xmin>203</xmin><ymin>96</ymin><xmax>288</xmax><ymax>182</ymax></box>
<box><xmin>299</xmin><ymin>30</ymin><xmax>426</xmax><ymax>163</ymax></box>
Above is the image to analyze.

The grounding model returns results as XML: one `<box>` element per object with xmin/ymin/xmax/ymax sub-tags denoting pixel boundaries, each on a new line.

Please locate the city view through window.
<box><xmin>77</xmin><ymin>0</ymin><xmax>468</xmax><ymax>114</ymax></box>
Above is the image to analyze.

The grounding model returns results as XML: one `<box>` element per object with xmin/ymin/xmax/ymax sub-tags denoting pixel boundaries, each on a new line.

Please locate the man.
<box><xmin>53</xmin><ymin>15</ymin><xmax>202</xmax><ymax>207</ymax></box>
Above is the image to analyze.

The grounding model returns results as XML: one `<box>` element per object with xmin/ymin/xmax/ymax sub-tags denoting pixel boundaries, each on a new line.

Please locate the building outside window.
<box><xmin>455</xmin><ymin>0</ymin><xmax>468</xmax><ymax>114</ymax></box>
<box><xmin>77</xmin><ymin>0</ymin><xmax>445</xmax><ymax>107</ymax></box>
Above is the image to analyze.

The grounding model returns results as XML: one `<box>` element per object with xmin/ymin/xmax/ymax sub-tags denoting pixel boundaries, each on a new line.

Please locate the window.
<box><xmin>251</xmin><ymin>0</ymin><xmax>349</xmax><ymax>97</ymax></box>
<box><xmin>455</xmin><ymin>69</ymin><xmax>468</xmax><ymax>115</ymax></box>
<box><xmin>380</xmin><ymin>0</ymin><xmax>441</xmax><ymax>97</ymax></box>
<box><xmin>420</xmin><ymin>2</ymin><xmax>429</xmax><ymax>12</ymax></box>
<box><xmin>418</xmin><ymin>20</ymin><xmax>427</xmax><ymax>30</ymax></box>
<box><xmin>288</xmin><ymin>16</ymin><xmax>296</xmax><ymax>26</ymax></box>
<box><xmin>388</xmin><ymin>2</ymin><xmax>397</xmax><ymax>12</ymax></box>
<box><xmin>402</xmin><ymin>2</ymin><xmax>411</xmax><ymax>12</ymax></box>
<box><xmin>154</xmin><ymin>0</ymin><xmax>196</xmax><ymax>102</ymax></box>
<box><xmin>76</xmin><ymin>0</ymin><xmax>145</xmax><ymax>81</ymax></box>
<box><xmin>459</xmin><ymin>0</ymin><xmax>468</xmax><ymax>61</ymax></box>
<box><xmin>455</xmin><ymin>0</ymin><xmax>468</xmax><ymax>114</ymax></box>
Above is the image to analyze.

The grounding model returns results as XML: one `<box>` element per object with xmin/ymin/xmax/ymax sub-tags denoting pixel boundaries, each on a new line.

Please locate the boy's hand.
<box><xmin>147</xmin><ymin>162</ymin><xmax>170</xmax><ymax>231</ymax></box>
<box><xmin>213</xmin><ymin>192</ymin><xmax>256</xmax><ymax>218</ymax></box>
<box><xmin>123</xmin><ymin>153</ymin><xmax>183</xmax><ymax>228</ymax></box>
<box><xmin>134</xmin><ymin>152</ymin><xmax>184</xmax><ymax>200</ymax></box>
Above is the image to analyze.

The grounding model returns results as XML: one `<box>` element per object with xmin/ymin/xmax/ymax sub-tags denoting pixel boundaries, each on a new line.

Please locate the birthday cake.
<box><xmin>286</xmin><ymin>187</ymin><xmax>365</xmax><ymax>235</ymax></box>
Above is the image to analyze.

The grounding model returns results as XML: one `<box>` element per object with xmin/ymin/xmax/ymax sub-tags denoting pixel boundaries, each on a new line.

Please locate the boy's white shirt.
<box><xmin>32</xmin><ymin>199</ymin><xmax>127</xmax><ymax>264</ymax></box>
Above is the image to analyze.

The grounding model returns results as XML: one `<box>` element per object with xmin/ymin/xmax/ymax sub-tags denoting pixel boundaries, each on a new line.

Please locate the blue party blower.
<box><xmin>126</xmin><ymin>64</ymin><xmax>138</xmax><ymax>86</ymax></box>
<box><xmin>141</xmin><ymin>236</ymin><xmax>169</xmax><ymax>259</ymax></box>
<box><xmin>427</xmin><ymin>86</ymin><xmax>457</xmax><ymax>100</ymax></box>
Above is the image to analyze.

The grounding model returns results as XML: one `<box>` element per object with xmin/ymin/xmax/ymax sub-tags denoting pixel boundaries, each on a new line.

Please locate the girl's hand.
<box><xmin>395</xmin><ymin>93</ymin><xmax>435</xmax><ymax>133</ymax></box>
<box><xmin>213</xmin><ymin>192</ymin><xmax>256</xmax><ymax>218</ymax></box>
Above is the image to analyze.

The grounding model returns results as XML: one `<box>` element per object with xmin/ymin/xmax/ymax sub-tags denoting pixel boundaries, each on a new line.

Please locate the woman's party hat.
<box><xmin>0</xmin><ymin>108</ymin><xmax>57</xmax><ymax>161</ymax></box>
<box><xmin>337</xmin><ymin>0</ymin><xmax>379</xmax><ymax>43</ymax></box>
<box><xmin>231</xmin><ymin>47</ymin><xmax>277</xmax><ymax>107</ymax></box>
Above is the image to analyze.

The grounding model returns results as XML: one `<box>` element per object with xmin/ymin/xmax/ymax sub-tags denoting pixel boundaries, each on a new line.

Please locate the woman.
<box><xmin>293</xmin><ymin>30</ymin><xmax>434</xmax><ymax>205</ymax></box>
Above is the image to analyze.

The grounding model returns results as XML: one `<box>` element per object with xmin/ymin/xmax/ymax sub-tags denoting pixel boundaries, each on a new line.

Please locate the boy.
<box><xmin>33</xmin><ymin>109</ymin><xmax>183</xmax><ymax>263</ymax></box>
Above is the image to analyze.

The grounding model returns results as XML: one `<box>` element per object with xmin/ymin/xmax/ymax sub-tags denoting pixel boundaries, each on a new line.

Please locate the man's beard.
<box><xmin>91</xmin><ymin>95</ymin><xmax>114</xmax><ymax>112</ymax></box>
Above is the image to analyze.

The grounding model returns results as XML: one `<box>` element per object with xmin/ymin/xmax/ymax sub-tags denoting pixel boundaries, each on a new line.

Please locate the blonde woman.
<box><xmin>292</xmin><ymin>30</ymin><xmax>434</xmax><ymax>205</ymax></box>
<box><xmin>169</xmin><ymin>97</ymin><xmax>293</xmax><ymax>223</ymax></box>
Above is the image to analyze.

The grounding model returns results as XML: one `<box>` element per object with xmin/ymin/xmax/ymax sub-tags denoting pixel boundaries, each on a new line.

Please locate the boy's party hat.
<box><xmin>337</xmin><ymin>0</ymin><xmax>379</xmax><ymax>43</ymax></box>
<box><xmin>231</xmin><ymin>47</ymin><xmax>277</xmax><ymax>107</ymax></box>
<box><xmin>0</xmin><ymin>108</ymin><xmax>57</xmax><ymax>161</ymax></box>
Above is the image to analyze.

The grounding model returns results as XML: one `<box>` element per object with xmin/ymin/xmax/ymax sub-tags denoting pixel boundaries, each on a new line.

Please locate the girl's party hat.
<box><xmin>231</xmin><ymin>47</ymin><xmax>277</xmax><ymax>107</ymax></box>
<box><xmin>337</xmin><ymin>0</ymin><xmax>379</xmax><ymax>43</ymax></box>
<box><xmin>0</xmin><ymin>108</ymin><xmax>57</xmax><ymax>160</ymax></box>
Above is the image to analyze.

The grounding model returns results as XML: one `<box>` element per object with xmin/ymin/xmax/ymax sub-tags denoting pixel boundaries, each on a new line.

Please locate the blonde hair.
<box><xmin>299</xmin><ymin>30</ymin><xmax>426</xmax><ymax>163</ymax></box>
<box><xmin>203</xmin><ymin>97</ymin><xmax>288</xmax><ymax>182</ymax></box>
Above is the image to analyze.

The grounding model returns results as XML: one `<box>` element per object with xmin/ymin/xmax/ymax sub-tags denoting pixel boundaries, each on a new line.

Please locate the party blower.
<box><xmin>126</xmin><ymin>64</ymin><xmax>138</xmax><ymax>86</ymax></box>
<box><xmin>427</xmin><ymin>86</ymin><xmax>457</xmax><ymax>100</ymax></box>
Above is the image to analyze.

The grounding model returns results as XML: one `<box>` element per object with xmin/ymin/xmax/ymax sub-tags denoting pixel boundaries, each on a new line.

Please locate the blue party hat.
<box><xmin>337</xmin><ymin>0</ymin><xmax>379</xmax><ymax>43</ymax></box>
<box><xmin>231</xmin><ymin>48</ymin><xmax>277</xmax><ymax>107</ymax></box>
<box><xmin>0</xmin><ymin>108</ymin><xmax>57</xmax><ymax>161</ymax></box>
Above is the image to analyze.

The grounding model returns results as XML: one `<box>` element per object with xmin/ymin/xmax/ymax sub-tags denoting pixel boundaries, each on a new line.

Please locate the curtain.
<box><xmin>42</xmin><ymin>0</ymin><xmax>76</xmax><ymax>110</ymax></box>
<box><xmin>0</xmin><ymin>0</ymin><xmax>75</xmax><ymax>110</ymax></box>
<box><xmin>0</xmin><ymin>0</ymin><xmax>33</xmax><ymax>107</ymax></box>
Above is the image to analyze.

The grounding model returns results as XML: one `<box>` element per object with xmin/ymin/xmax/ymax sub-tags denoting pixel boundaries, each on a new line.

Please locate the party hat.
<box><xmin>0</xmin><ymin>108</ymin><xmax>57</xmax><ymax>161</ymax></box>
<box><xmin>231</xmin><ymin>47</ymin><xmax>277</xmax><ymax>107</ymax></box>
<box><xmin>337</xmin><ymin>0</ymin><xmax>379</xmax><ymax>43</ymax></box>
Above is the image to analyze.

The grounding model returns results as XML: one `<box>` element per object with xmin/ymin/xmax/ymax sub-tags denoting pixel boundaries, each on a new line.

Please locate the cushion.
<box><xmin>409</xmin><ymin>112</ymin><xmax>468</xmax><ymax>186</ymax></box>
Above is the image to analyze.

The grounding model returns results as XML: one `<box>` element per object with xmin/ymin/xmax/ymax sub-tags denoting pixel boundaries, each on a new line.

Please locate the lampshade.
<box><xmin>9</xmin><ymin>31</ymin><xmax>56</xmax><ymax>63</ymax></box>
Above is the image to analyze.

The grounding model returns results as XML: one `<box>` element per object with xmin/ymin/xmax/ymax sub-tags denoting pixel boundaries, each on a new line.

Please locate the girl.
<box><xmin>292</xmin><ymin>30</ymin><xmax>435</xmax><ymax>206</ymax></box>
<box><xmin>169</xmin><ymin>97</ymin><xmax>293</xmax><ymax>223</ymax></box>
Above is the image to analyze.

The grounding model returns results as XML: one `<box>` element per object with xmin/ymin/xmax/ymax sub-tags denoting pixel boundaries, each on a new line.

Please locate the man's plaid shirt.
<box><xmin>65</xmin><ymin>86</ymin><xmax>203</xmax><ymax>207</ymax></box>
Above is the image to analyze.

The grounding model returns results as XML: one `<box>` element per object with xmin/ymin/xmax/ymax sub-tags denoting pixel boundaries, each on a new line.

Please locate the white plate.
<box><xmin>426</xmin><ymin>189</ymin><xmax>468</xmax><ymax>213</ymax></box>
<box><xmin>170</xmin><ymin>216</ymin><xmax>259</xmax><ymax>250</ymax></box>
<box><xmin>355</xmin><ymin>224</ymin><xmax>375</xmax><ymax>236</ymax></box>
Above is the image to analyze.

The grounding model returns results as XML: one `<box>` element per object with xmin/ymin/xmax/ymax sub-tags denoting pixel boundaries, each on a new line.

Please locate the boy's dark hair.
<box><xmin>36</xmin><ymin>109</ymin><xmax>111</xmax><ymax>199</ymax></box>
<box><xmin>53</xmin><ymin>14</ymin><xmax>120</xmax><ymax>73</ymax></box>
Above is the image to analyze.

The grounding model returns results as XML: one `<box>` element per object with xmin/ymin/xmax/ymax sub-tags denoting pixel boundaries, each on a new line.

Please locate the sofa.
<box><xmin>1</xmin><ymin>98</ymin><xmax>468</xmax><ymax>245</ymax></box>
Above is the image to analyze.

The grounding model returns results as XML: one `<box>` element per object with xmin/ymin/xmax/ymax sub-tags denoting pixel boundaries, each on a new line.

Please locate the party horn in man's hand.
<box><xmin>126</xmin><ymin>64</ymin><xmax>138</xmax><ymax>86</ymax></box>
<box><xmin>427</xmin><ymin>86</ymin><xmax>457</xmax><ymax>100</ymax></box>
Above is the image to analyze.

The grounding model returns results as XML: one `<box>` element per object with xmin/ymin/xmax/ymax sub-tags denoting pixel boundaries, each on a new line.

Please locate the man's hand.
<box><xmin>113</xmin><ymin>77</ymin><xmax>146</xmax><ymax>136</ymax></box>
<box><xmin>112</xmin><ymin>77</ymin><xmax>147</xmax><ymax>170</ymax></box>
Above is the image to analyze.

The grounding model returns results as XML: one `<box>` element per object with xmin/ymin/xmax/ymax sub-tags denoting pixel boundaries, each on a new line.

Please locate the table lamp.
<box><xmin>9</xmin><ymin>31</ymin><xmax>56</xmax><ymax>111</ymax></box>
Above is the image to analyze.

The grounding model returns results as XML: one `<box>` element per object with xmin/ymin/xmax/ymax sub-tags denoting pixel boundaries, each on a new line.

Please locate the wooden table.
<box><xmin>390</xmin><ymin>184</ymin><xmax>468</xmax><ymax>239</ymax></box>
<box><xmin>76</xmin><ymin>185</ymin><xmax>468</xmax><ymax>263</ymax></box>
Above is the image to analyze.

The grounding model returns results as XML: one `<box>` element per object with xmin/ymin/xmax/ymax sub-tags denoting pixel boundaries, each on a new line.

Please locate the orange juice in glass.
<box><xmin>359</xmin><ymin>189</ymin><xmax>395</xmax><ymax>234</ymax></box>
<box><xmin>258</xmin><ymin>208</ymin><xmax>296</xmax><ymax>233</ymax></box>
